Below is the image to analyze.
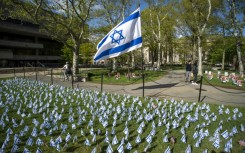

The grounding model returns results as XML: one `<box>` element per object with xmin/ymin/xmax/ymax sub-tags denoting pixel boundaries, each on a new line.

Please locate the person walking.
<box><xmin>62</xmin><ymin>62</ymin><xmax>72</xmax><ymax>80</ymax></box>
<box><xmin>185</xmin><ymin>60</ymin><xmax>192</xmax><ymax>83</ymax></box>
<box><xmin>192</xmin><ymin>60</ymin><xmax>198</xmax><ymax>85</ymax></box>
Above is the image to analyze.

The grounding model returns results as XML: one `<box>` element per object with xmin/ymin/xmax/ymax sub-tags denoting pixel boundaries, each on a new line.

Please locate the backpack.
<box><xmin>67</xmin><ymin>64</ymin><xmax>72</xmax><ymax>74</ymax></box>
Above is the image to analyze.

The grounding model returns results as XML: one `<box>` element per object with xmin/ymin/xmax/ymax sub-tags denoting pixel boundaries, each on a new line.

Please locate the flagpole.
<box><xmin>101</xmin><ymin>73</ymin><xmax>103</xmax><ymax>92</ymax></box>
<box><xmin>138</xmin><ymin>3</ymin><xmax>145</xmax><ymax>98</ymax></box>
<box><xmin>141</xmin><ymin>48</ymin><xmax>145</xmax><ymax>98</ymax></box>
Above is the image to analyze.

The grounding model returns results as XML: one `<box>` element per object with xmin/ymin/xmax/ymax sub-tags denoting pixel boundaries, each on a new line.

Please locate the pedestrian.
<box><xmin>185</xmin><ymin>60</ymin><xmax>192</xmax><ymax>82</ymax></box>
<box><xmin>192</xmin><ymin>60</ymin><xmax>198</xmax><ymax>85</ymax></box>
<box><xmin>62</xmin><ymin>62</ymin><xmax>72</xmax><ymax>80</ymax></box>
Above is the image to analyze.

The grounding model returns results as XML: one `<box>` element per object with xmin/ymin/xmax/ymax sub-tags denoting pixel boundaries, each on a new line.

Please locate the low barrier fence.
<box><xmin>0</xmin><ymin>67</ymin><xmax>87</xmax><ymax>88</ymax></box>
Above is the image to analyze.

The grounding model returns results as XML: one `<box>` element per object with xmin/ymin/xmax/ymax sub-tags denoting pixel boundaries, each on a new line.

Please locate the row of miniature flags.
<box><xmin>0</xmin><ymin>78</ymin><xmax>244</xmax><ymax>153</ymax></box>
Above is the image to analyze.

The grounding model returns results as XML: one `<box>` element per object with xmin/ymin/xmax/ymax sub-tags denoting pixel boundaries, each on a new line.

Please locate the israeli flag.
<box><xmin>164</xmin><ymin>146</ymin><xmax>171</xmax><ymax>153</ymax></box>
<box><xmin>126</xmin><ymin>142</ymin><xmax>132</xmax><ymax>150</ymax></box>
<box><xmin>94</xmin><ymin>8</ymin><xmax>142</xmax><ymax>62</ymax></box>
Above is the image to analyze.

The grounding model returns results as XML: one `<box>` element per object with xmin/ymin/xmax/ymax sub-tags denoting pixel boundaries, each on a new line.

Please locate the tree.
<box><xmin>80</xmin><ymin>42</ymin><xmax>96</xmax><ymax>64</ymax></box>
<box><xmin>142</xmin><ymin>0</ymin><xmax>176</xmax><ymax>69</ymax></box>
<box><xmin>228</xmin><ymin>0</ymin><xmax>245</xmax><ymax>76</ymax></box>
<box><xmin>144</xmin><ymin>0</ymin><xmax>168</xmax><ymax>69</ymax></box>
<box><xmin>7</xmin><ymin>0</ymin><xmax>95</xmax><ymax>75</ymax></box>
<box><xmin>176</xmin><ymin>0</ymin><xmax>213</xmax><ymax>75</ymax></box>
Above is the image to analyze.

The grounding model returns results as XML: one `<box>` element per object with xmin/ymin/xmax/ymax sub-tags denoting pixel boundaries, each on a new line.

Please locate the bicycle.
<box><xmin>59</xmin><ymin>69</ymin><xmax>72</xmax><ymax>81</ymax></box>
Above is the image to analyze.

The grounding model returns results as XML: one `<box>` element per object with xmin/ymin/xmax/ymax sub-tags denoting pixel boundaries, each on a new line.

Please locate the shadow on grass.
<box><xmin>132</xmin><ymin>83</ymin><xmax>178</xmax><ymax>90</ymax></box>
<box><xmin>66</xmin><ymin>146</ymin><xmax>80</xmax><ymax>152</ymax></box>
<box><xmin>147</xmin><ymin>144</ymin><xmax>157</xmax><ymax>152</ymax></box>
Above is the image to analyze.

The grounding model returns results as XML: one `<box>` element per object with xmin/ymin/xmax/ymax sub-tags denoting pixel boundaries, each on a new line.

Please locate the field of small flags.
<box><xmin>0</xmin><ymin>78</ymin><xmax>245</xmax><ymax>153</ymax></box>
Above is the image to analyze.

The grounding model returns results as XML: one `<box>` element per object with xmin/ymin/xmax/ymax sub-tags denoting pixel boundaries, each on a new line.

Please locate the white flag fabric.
<box><xmin>94</xmin><ymin>8</ymin><xmax>142</xmax><ymax>62</ymax></box>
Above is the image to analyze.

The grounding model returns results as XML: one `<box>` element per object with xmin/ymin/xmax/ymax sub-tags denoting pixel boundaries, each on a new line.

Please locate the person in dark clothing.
<box><xmin>192</xmin><ymin>60</ymin><xmax>198</xmax><ymax>85</ymax></box>
<box><xmin>185</xmin><ymin>60</ymin><xmax>192</xmax><ymax>82</ymax></box>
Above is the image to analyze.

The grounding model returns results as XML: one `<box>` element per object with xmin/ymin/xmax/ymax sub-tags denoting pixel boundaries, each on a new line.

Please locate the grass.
<box><xmin>202</xmin><ymin>71</ymin><xmax>245</xmax><ymax>91</ymax></box>
<box><xmin>83</xmin><ymin>69</ymin><xmax>167</xmax><ymax>85</ymax></box>
<box><xmin>0</xmin><ymin>78</ymin><xmax>245</xmax><ymax>153</ymax></box>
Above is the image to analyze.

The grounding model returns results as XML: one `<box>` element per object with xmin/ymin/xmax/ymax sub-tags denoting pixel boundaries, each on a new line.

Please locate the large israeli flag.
<box><xmin>94</xmin><ymin>8</ymin><xmax>142</xmax><ymax>62</ymax></box>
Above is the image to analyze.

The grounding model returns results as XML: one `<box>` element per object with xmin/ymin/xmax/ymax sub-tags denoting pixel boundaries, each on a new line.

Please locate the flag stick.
<box><xmin>198</xmin><ymin>76</ymin><xmax>203</xmax><ymax>102</ymax></box>
<box><xmin>141</xmin><ymin>47</ymin><xmax>145</xmax><ymax>98</ymax></box>
<box><xmin>101</xmin><ymin>73</ymin><xmax>103</xmax><ymax>92</ymax></box>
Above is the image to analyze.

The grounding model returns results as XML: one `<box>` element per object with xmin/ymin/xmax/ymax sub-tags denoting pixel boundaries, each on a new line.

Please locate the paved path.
<box><xmin>1</xmin><ymin>69</ymin><xmax>245</xmax><ymax>107</ymax></box>
<box><xmin>75</xmin><ymin>70</ymin><xmax>245</xmax><ymax>107</ymax></box>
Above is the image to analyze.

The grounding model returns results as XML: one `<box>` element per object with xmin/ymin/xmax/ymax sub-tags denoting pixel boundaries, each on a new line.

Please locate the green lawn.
<box><xmin>0</xmin><ymin>78</ymin><xmax>244</xmax><ymax>153</ymax></box>
<box><xmin>202</xmin><ymin>71</ymin><xmax>245</xmax><ymax>91</ymax></box>
<box><xmin>83</xmin><ymin>69</ymin><xmax>167</xmax><ymax>85</ymax></box>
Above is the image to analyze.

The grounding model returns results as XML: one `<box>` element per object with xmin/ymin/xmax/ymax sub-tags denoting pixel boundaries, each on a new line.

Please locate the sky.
<box><xmin>89</xmin><ymin>1</ymin><xmax>245</xmax><ymax>37</ymax></box>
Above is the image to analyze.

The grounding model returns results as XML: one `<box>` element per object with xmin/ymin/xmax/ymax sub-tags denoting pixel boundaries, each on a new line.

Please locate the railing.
<box><xmin>0</xmin><ymin>67</ymin><xmax>88</xmax><ymax>88</ymax></box>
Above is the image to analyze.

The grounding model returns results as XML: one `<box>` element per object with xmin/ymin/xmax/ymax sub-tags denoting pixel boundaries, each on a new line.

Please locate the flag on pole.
<box><xmin>94</xmin><ymin>8</ymin><xmax>142</xmax><ymax>62</ymax></box>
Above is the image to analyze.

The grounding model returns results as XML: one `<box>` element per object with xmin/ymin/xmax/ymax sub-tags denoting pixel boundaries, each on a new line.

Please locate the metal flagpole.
<box><xmin>138</xmin><ymin>2</ymin><xmax>144</xmax><ymax>98</ymax></box>
<box><xmin>141</xmin><ymin>47</ymin><xmax>145</xmax><ymax>98</ymax></box>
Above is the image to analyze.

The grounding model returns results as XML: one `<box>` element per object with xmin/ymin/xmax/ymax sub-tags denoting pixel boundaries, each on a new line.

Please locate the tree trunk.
<box><xmin>230</xmin><ymin>0</ymin><xmax>244</xmax><ymax>76</ymax></box>
<box><xmin>197</xmin><ymin>35</ymin><xmax>202</xmax><ymax>75</ymax></box>
<box><xmin>157</xmin><ymin>42</ymin><xmax>161</xmax><ymax>69</ymax></box>
<box><xmin>192</xmin><ymin>35</ymin><xmax>197</xmax><ymax>61</ymax></box>
<box><xmin>236</xmin><ymin>38</ymin><xmax>244</xmax><ymax>76</ymax></box>
<box><xmin>222</xmin><ymin>51</ymin><xmax>225</xmax><ymax>71</ymax></box>
<box><xmin>72</xmin><ymin>47</ymin><xmax>79</xmax><ymax>75</ymax></box>
<box><xmin>131</xmin><ymin>52</ymin><xmax>135</xmax><ymax>69</ymax></box>
<box><xmin>112</xmin><ymin>58</ymin><xmax>116</xmax><ymax>72</ymax></box>
<box><xmin>221</xmin><ymin>26</ymin><xmax>225</xmax><ymax>70</ymax></box>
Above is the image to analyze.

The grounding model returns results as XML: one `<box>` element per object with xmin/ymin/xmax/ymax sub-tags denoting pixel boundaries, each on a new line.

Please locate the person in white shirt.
<box><xmin>62</xmin><ymin>62</ymin><xmax>72</xmax><ymax>80</ymax></box>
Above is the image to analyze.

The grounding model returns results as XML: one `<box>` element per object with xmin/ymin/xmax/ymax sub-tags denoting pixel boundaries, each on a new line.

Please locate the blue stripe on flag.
<box><xmin>94</xmin><ymin>37</ymin><xmax>142</xmax><ymax>61</ymax></box>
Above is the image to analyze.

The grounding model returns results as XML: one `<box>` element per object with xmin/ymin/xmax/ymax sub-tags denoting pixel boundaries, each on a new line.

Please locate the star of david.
<box><xmin>110</xmin><ymin>29</ymin><xmax>125</xmax><ymax>45</ymax></box>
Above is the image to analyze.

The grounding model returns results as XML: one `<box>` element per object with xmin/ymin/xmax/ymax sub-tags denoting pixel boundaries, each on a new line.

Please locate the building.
<box><xmin>0</xmin><ymin>18</ymin><xmax>63</xmax><ymax>68</ymax></box>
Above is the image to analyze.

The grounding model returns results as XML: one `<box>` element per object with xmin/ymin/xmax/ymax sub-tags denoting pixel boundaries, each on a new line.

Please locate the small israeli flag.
<box><xmin>241</xmin><ymin>124</ymin><xmax>245</xmax><ymax>132</ymax></box>
<box><xmin>137</xmin><ymin>126</ymin><xmax>143</xmax><ymax>134</ymax></box>
<box><xmin>84</xmin><ymin>138</ymin><xmax>91</xmax><ymax>146</ymax></box>
<box><xmin>112</xmin><ymin>135</ymin><xmax>118</xmax><ymax>145</ymax></box>
<box><xmin>185</xmin><ymin>144</ymin><xmax>191</xmax><ymax>153</ymax></box>
<box><xmin>181</xmin><ymin>134</ymin><xmax>186</xmax><ymax>143</ymax></box>
<box><xmin>117</xmin><ymin>143</ymin><xmax>124</xmax><ymax>153</ymax></box>
<box><xmin>232</xmin><ymin>126</ymin><xmax>238</xmax><ymax>134</ymax></box>
<box><xmin>135</xmin><ymin>135</ymin><xmax>141</xmax><ymax>144</ymax></box>
<box><xmin>36</xmin><ymin>138</ymin><xmax>44</xmax><ymax>146</ymax></box>
<box><xmin>104</xmin><ymin>136</ymin><xmax>110</xmax><ymax>143</ymax></box>
<box><xmin>146</xmin><ymin>134</ymin><xmax>152</xmax><ymax>144</ymax></box>
<box><xmin>221</xmin><ymin>130</ymin><xmax>229</xmax><ymax>139</ymax></box>
<box><xmin>150</xmin><ymin>129</ymin><xmax>156</xmax><ymax>136</ymax></box>
<box><xmin>31</xmin><ymin>127</ymin><xmax>38</xmax><ymax>137</ymax></box>
<box><xmin>36</xmin><ymin>147</ymin><xmax>42</xmax><ymax>153</ymax></box>
<box><xmin>26</xmin><ymin>137</ymin><xmax>33</xmax><ymax>146</ymax></box>
<box><xmin>126</xmin><ymin>142</ymin><xmax>132</xmax><ymax>150</ymax></box>
<box><xmin>11</xmin><ymin>145</ymin><xmax>19</xmax><ymax>153</ymax></box>
<box><xmin>180</xmin><ymin>126</ymin><xmax>185</xmax><ymax>135</ymax></box>
<box><xmin>123</xmin><ymin>127</ymin><xmax>129</xmax><ymax>135</ymax></box>
<box><xmin>106</xmin><ymin>144</ymin><xmax>113</xmax><ymax>153</ymax></box>
<box><xmin>92</xmin><ymin>134</ymin><xmax>96</xmax><ymax>142</ymax></box>
<box><xmin>194</xmin><ymin>140</ymin><xmax>200</xmax><ymax>148</ymax></box>
<box><xmin>23</xmin><ymin>147</ymin><xmax>31</xmax><ymax>153</ymax></box>
<box><xmin>91</xmin><ymin>147</ymin><xmax>96</xmax><ymax>153</ymax></box>
<box><xmin>94</xmin><ymin>8</ymin><xmax>142</xmax><ymax>62</ymax></box>
<box><xmin>193</xmin><ymin>131</ymin><xmax>198</xmax><ymax>139</ymax></box>
<box><xmin>163</xmin><ymin>134</ymin><xmax>169</xmax><ymax>143</ymax></box>
<box><xmin>213</xmin><ymin>139</ymin><xmax>220</xmax><ymax>149</ymax></box>
<box><xmin>66</xmin><ymin>133</ymin><xmax>71</xmax><ymax>142</ymax></box>
<box><xmin>164</xmin><ymin>146</ymin><xmax>171</xmax><ymax>153</ymax></box>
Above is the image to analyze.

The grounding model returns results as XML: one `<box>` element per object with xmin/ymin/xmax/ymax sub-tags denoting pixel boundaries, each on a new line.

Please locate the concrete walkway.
<box><xmin>75</xmin><ymin>70</ymin><xmax>245</xmax><ymax>107</ymax></box>
<box><xmin>1</xmin><ymin>69</ymin><xmax>245</xmax><ymax>107</ymax></box>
